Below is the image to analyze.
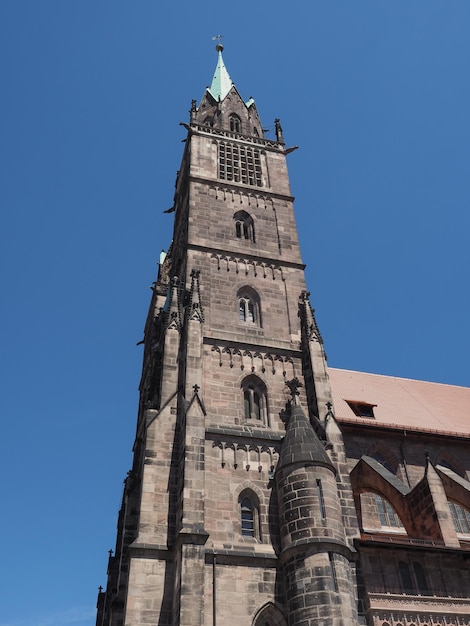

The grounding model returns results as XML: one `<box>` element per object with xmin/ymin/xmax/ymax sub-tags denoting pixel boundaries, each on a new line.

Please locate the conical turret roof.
<box><xmin>278</xmin><ymin>404</ymin><xmax>334</xmax><ymax>471</ymax></box>
<box><xmin>208</xmin><ymin>44</ymin><xmax>233</xmax><ymax>102</ymax></box>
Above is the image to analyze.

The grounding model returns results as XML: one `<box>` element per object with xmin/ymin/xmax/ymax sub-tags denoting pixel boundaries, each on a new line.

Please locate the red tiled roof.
<box><xmin>329</xmin><ymin>368</ymin><xmax>470</xmax><ymax>437</ymax></box>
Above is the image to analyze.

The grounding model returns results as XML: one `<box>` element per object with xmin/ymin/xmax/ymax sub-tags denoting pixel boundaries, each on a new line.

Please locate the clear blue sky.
<box><xmin>2</xmin><ymin>2</ymin><xmax>470</xmax><ymax>625</ymax></box>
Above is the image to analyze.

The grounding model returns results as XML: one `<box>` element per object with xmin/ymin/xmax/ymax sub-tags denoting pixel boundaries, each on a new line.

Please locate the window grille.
<box><xmin>219</xmin><ymin>142</ymin><xmax>263</xmax><ymax>187</ymax></box>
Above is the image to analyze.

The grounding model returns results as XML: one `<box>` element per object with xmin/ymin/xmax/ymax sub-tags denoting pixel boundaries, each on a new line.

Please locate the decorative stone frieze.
<box><xmin>211</xmin><ymin>253</ymin><xmax>285</xmax><ymax>280</ymax></box>
<box><xmin>210</xmin><ymin>439</ymin><xmax>279</xmax><ymax>472</ymax></box>
<box><xmin>210</xmin><ymin>344</ymin><xmax>295</xmax><ymax>376</ymax></box>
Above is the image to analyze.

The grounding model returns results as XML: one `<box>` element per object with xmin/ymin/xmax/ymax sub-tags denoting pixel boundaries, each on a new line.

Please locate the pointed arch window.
<box><xmin>237</xmin><ymin>286</ymin><xmax>261</xmax><ymax>326</ymax></box>
<box><xmin>374</xmin><ymin>494</ymin><xmax>404</xmax><ymax>530</ymax></box>
<box><xmin>449</xmin><ymin>501</ymin><xmax>470</xmax><ymax>534</ymax></box>
<box><xmin>234</xmin><ymin>210</ymin><xmax>255</xmax><ymax>243</ymax></box>
<box><xmin>238</xmin><ymin>490</ymin><xmax>261</xmax><ymax>540</ymax></box>
<box><xmin>252</xmin><ymin>603</ymin><xmax>287</xmax><ymax>626</ymax></box>
<box><xmin>229</xmin><ymin>114</ymin><xmax>241</xmax><ymax>133</ymax></box>
<box><xmin>241</xmin><ymin>375</ymin><xmax>268</xmax><ymax>425</ymax></box>
<box><xmin>359</xmin><ymin>492</ymin><xmax>406</xmax><ymax>534</ymax></box>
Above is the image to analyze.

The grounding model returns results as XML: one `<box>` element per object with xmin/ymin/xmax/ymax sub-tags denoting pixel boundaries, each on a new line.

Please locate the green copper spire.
<box><xmin>208</xmin><ymin>44</ymin><xmax>233</xmax><ymax>102</ymax></box>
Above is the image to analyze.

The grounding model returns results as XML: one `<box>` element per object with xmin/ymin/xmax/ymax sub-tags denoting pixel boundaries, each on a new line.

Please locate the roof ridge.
<box><xmin>329</xmin><ymin>367</ymin><xmax>469</xmax><ymax>390</ymax></box>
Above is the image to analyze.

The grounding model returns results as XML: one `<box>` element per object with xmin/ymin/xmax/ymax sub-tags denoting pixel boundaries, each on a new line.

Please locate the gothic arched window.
<box><xmin>237</xmin><ymin>287</ymin><xmax>261</xmax><ymax>326</ymax></box>
<box><xmin>449</xmin><ymin>501</ymin><xmax>470</xmax><ymax>534</ymax></box>
<box><xmin>229</xmin><ymin>114</ymin><xmax>241</xmax><ymax>133</ymax></box>
<box><xmin>239</xmin><ymin>490</ymin><xmax>260</xmax><ymax>539</ymax></box>
<box><xmin>374</xmin><ymin>494</ymin><xmax>404</xmax><ymax>530</ymax></box>
<box><xmin>234</xmin><ymin>210</ymin><xmax>255</xmax><ymax>243</ymax></box>
<box><xmin>241</xmin><ymin>375</ymin><xmax>268</xmax><ymax>425</ymax></box>
<box><xmin>252</xmin><ymin>603</ymin><xmax>287</xmax><ymax>626</ymax></box>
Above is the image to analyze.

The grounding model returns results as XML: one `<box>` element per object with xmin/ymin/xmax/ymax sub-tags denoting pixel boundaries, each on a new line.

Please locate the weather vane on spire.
<box><xmin>212</xmin><ymin>34</ymin><xmax>224</xmax><ymax>51</ymax></box>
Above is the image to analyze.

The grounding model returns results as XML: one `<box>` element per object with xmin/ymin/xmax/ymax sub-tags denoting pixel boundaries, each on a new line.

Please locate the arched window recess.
<box><xmin>234</xmin><ymin>210</ymin><xmax>255</xmax><ymax>243</ymax></box>
<box><xmin>241</xmin><ymin>375</ymin><xmax>268</xmax><ymax>425</ymax></box>
<box><xmin>238</xmin><ymin>489</ymin><xmax>261</xmax><ymax>540</ymax></box>
<box><xmin>252</xmin><ymin>603</ymin><xmax>287</xmax><ymax>626</ymax></box>
<box><xmin>237</xmin><ymin>286</ymin><xmax>261</xmax><ymax>326</ymax></box>
<box><xmin>449</xmin><ymin>500</ymin><xmax>470</xmax><ymax>534</ymax></box>
<box><xmin>229</xmin><ymin>114</ymin><xmax>241</xmax><ymax>133</ymax></box>
<box><xmin>359</xmin><ymin>492</ymin><xmax>406</xmax><ymax>534</ymax></box>
<box><xmin>374</xmin><ymin>494</ymin><xmax>404</xmax><ymax>530</ymax></box>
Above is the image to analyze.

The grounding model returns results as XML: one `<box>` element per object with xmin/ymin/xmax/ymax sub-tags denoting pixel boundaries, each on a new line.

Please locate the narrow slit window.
<box><xmin>329</xmin><ymin>553</ymin><xmax>338</xmax><ymax>592</ymax></box>
<box><xmin>317</xmin><ymin>479</ymin><xmax>326</xmax><ymax>519</ymax></box>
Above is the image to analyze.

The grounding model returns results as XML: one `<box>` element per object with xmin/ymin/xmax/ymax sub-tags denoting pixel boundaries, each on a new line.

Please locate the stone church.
<box><xmin>96</xmin><ymin>45</ymin><xmax>470</xmax><ymax>626</ymax></box>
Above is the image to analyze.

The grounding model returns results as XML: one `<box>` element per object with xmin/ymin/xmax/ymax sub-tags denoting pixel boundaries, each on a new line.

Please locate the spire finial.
<box><xmin>208</xmin><ymin>36</ymin><xmax>233</xmax><ymax>102</ymax></box>
<box><xmin>212</xmin><ymin>34</ymin><xmax>223</xmax><ymax>52</ymax></box>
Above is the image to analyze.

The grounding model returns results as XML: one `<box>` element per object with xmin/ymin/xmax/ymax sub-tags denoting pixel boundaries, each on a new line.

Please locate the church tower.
<box><xmin>97</xmin><ymin>45</ymin><xmax>361</xmax><ymax>626</ymax></box>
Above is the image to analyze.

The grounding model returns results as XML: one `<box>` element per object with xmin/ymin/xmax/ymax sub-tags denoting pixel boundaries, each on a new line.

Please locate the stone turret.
<box><xmin>276</xmin><ymin>390</ymin><xmax>358</xmax><ymax>626</ymax></box>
